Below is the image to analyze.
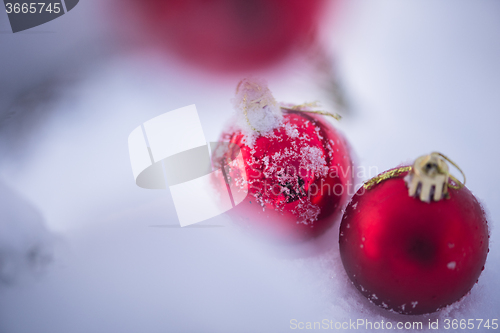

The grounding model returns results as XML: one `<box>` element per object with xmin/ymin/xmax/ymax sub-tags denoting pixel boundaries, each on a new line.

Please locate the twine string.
<box><xmin>281</xmin><ymin>101</ymin><xmax>342</xmax><ymax>121</ymax></box>
<box><xmin>432</xmin><ymin>152</ymin><xmax>466</xmax><ymax>190</ymax></box>
<box><xmin>243</xmin><ymin>99</ymin><xmax>342</xmax><ymax>133</ymax></box>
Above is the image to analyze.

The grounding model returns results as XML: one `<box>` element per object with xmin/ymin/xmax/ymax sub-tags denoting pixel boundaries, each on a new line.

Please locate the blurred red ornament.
<box><xmin>339</xmin><ymin>153</ymin><xmax>489</xmax><ymax>315</ymax></box>
<box><xmin>130</xmin><ymin>0</ymin><xmax>326</xmax><ymax>71</ymax></box>
<box><xmin>213</xmin><ymin>79</ymin><xmax>353</xmax><ymax>242</ymax></box>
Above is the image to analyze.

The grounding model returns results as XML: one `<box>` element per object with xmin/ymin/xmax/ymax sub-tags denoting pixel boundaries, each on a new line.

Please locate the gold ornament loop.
<box><xmin>431</xmin><ymin>152</ymin><xmax>466</xmax><ymax>190</ymax></box>
<box><xmin>236</xmin><ymin>78</ymin><xmax>281</xmax><ymax>133</ymax></box>
<box><xmin>236</xmin><ymin>79</ymin><xmax>261</xmax><ymax>95</ymax></box>
<box><xmin>242</xmin><ymin>94</ymin><xmax>259</xmax><ymax>132</ymax></box>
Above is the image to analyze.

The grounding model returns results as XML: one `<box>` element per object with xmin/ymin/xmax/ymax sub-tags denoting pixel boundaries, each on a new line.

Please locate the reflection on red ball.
<box><xmin>131</xmin><ymin>0</ymin><xmax>326</xmax><ymax>71</ymax></box>
<box><xmin>218</xmin><ymin>111</ymin><xmax>352</xmax><ymax>242</ymax></box>
<box><xmin>339</xmin><ymin>170</ymin><xmax>489</xmax><ymax>315</ymax></box>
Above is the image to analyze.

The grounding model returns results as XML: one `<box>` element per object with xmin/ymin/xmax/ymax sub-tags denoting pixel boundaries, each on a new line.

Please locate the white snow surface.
<box><xmin>0</xmin><ymin>182</ymin><xmax>53</xmax><ymax>284</ymax></box>
<box><xmin>1</xmin><ymin>1</ymin><xmax>500</xmax><ymax>332</ymax></box>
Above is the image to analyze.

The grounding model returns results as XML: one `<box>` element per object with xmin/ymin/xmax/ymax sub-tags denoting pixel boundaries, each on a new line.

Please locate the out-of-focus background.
<box><xmin>1</xmin><ymin>0</ymin><xmax>499</xmax><ymax>332</ymax></box>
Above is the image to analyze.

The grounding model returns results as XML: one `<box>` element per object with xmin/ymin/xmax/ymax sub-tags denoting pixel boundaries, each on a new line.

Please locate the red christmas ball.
<box><xmin>127</xmin><ymin>0</ymin><xmax>326</xmax><ymax>71</ymax></box>
<box><xmin>214</xmin><ymin>102</ymin><xmax>352</xmax><ymax>242</ymax></box>
<box><xmin>339</xmin><ymin>162</ymin><xmax>489</xmax><ymax>315</ymax></box>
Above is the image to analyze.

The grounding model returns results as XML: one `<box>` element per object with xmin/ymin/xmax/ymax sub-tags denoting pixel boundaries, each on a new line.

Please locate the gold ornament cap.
<box><xmin>363</xmin><ymin>152</ymin><xmax>465</xmax><ymax>203</ymax></box>
<box><xmin>405</xmin><ymin>153</ymin><xmax>450</xmax><ymax>202</ymax></box>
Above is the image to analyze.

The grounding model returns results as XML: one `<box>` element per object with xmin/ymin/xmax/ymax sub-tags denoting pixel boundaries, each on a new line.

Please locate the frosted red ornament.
<box><xmin>213</xmin><ymin>79</ymin><xmax>353</xmax><ymax>242</ymax></box>
<box><xmin>339</xmin><ymin>153</ymin><xmax>489</xmax><ymax>315</ymax></box>
<box><xmin>126</xmin><ymin>0</ymin><xmax>326</xmax><ymax>71</ymax></box>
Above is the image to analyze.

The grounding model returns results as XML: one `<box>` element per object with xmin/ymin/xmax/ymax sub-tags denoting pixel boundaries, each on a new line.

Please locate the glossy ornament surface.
<box><xmin>339</xmin><ymin>167</ymin><xmax>489</xmax><ymax>315</ymax></box>
<box><xmin>226</xmin><ymin>112</ymin><xmax>352</xmax><ymax>241</ymax></box>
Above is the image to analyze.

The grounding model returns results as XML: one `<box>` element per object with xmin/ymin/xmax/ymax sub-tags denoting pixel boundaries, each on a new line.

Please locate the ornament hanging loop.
<box><xmin>432</xmin><ymin>152</ymin><xmax>466</xmax><ymax>190</ymax></box>
<box><xmin>235</xmin><ymin>78</ymin><xmax>282</xmax><ymax>134</ymax></box>
<box><xmin>281</xmin><ymin>101</ymin><xmax>342</xmax><ymax>121</ymax></box>
<box><xmin>235</xmin><ymin>78</ymin><xmax>341</xmax><ymax>134</ymax></box>
<box><xmin>242</xmin><ymin>94</ymin><xmax>260</xmax><ymax>133</ymax></box>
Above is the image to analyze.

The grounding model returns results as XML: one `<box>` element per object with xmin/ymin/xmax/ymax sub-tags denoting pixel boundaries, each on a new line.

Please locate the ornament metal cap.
<box><xmin>363</xmin><ymin>152</ymin><xmax>465</xmax><ymax>202</ymax></box>
<box><xmin>405</xmin><ymin>153</ymin><xmax>451</xmax><ymax>202</ymax></box>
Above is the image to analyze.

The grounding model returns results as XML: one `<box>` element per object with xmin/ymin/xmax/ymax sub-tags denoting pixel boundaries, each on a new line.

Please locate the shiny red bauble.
<box><xmin>128</xmin><ymin>0</ymin><xmax>326</xmax><ymax>71</ymax></box>
<box><xmin>339</xmin><ymin>169</ymin><xmax>489</xmax><ymax>315</ymax></box>
<box><xmin>219</xmin><ymin>111</ymin><xmax>352</xmax><ymax>242</ymax></box>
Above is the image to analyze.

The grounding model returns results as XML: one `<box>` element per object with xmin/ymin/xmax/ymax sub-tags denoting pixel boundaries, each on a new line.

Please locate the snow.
<box><xmin>231</xmin><ymin>78</ymin><xmax>283</xmax><ymax>145</ymax></box>
<box><xmin>284</xmin><ymin>122</ymin><xmax>300</xmax><ymax>139</ymax></box>
<box><xmin>0</xmin><ymin>183</ymin><xmax>53</xmax><ymax>284</ymax></box>
<box><xmin>1</xmin><ymin>0</ymin><xmax>500</xmax><ymax>332</ymax></box>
